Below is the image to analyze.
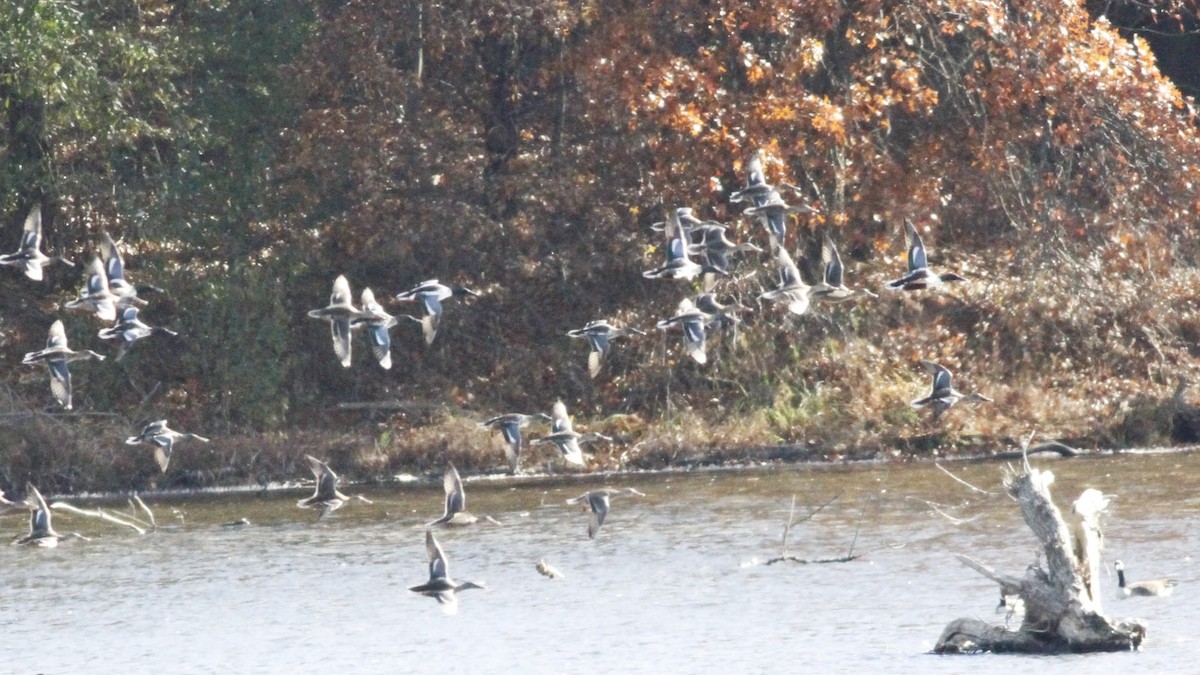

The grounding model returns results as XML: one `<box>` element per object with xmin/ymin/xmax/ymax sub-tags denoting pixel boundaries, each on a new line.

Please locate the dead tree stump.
<box><xmin>934</xmin><ymin>465</ymin><xmax>1146</xmax><ymax>654</ymax></box>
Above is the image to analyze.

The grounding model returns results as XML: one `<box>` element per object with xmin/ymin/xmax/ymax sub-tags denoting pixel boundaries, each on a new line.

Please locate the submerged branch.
<box><xmin>763</xmin><ymin>553</ymin><xmax>863</xmax><ymax>566</ymax></box>
<box><xmin>52</xmin><ymin>502</ymin><xmax>147</xmax><ymax>535</ymax></box>
<box><xmin>131</xmin><ymin>495</ymin><xmax>157</xmax><ymax>531</ymax></box>
<box><xmin>935</xmin><ymin>462</ymin><xmax>994</xmax><ymax>495</ymax></box>
<box><xmin>955</xmin><ymin>553</ymin><xmax>1022</xmax><ymax>595</ymax></box>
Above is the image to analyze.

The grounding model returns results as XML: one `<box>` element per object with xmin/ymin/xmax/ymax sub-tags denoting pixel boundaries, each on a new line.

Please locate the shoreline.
<box><xmin>38</xmin><ymin>441</ymin><xmax>1200</xmax><ymax>503</ymax></box>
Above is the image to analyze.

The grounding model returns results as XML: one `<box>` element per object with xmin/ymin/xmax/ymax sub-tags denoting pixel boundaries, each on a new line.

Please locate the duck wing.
<box><xmin>442</xmin><ymin>463</ymin><xmax>466</xmax><ymax>517</ymax></box>
<box><xmin>550</xmin><ymin>400</ymin><xmax>573</xmax><ymax>433</ymax></box>
<box><xmin>588</xmin><ymin>491</ymin><xmax>612</xmax><ymax>538</ymax></box>
<box><xmin>904</xmin><ymin>220</ymin><xmax>928</xmax><ymax>272</ymax></box>
<box><xmin>426</xmin><ymin>529</ymin><xmax>450</xmax><ymax>580</ymax></box>
<box><xmin>822</xmin><ymin>237</ymin><xmax>844</xmax><ymax>287</ymax></box>
<box><xmin>47</xmin><ymin>358</ymin><xmax>71</xmax><ymax>409</ymax></box>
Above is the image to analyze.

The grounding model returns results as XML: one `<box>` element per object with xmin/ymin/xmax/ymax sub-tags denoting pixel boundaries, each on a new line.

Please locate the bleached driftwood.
<box><xmin>131</xmin><ymin>495</ymin><xmax>157</xmax><ymax>531</ymax></box>
<box><xmin>52</xmin><ymin>502</ymin><xmax>147</xmax><ymax>535</ymax></box>
<box><xmin>934</xmin><ymin>465</ymin><xmax>1146</xmax><ymax>654</ymax></box>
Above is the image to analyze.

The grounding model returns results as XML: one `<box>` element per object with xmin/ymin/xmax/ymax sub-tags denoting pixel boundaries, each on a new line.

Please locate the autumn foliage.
<box><xmin>2</xmin><ymin>0</ymin><xmax>1200</xmax><ymax>490</ymax></box>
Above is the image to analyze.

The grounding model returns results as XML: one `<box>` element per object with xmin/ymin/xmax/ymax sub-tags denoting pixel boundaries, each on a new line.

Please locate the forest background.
<box><xmin>3</xmin><ymin>0</ymin><xmax>1200</xmax><ymax>493</ymax></box>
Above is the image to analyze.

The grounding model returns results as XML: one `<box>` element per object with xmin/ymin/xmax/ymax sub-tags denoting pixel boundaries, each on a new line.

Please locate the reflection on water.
<box><xmin>2</xmin><ymin>452</ymin><xmax>1199</xmax><ymax>673</ymax></box>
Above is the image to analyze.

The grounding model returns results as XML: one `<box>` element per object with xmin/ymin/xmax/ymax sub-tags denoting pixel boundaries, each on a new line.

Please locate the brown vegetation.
<box><xmin>3</xmin><ymin>1</ymin><xmax>1200</xmax><ymax>492</ymax></box>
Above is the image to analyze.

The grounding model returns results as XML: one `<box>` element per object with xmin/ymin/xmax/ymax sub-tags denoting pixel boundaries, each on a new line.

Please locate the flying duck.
<box><xmin>642</xmin><ymin>209</ymin><xmax>715</xmax><ymax>281</ymax></box>
<box><xmin>909</xmin><ymin>360</ymin><xmax>992</xmax><ymax>420</ymax></box>
<box><xmin>63</xmin><ymin>257</ymin><xmax>119</xmax><ymax>322</ymax></box>
<box><xmin>21</xmin><ymin>319</ymin><xmax>105</xmax><ymax>410</ymax></box>
<box><xmin>688</xmin><ymin>223</ymin><xmax>762</xmax><ymax>282</ymax></box>
<box><xmin>566</xmin><ymin>319</ymin><xmax>645</xmax><ymax>379</ymax></box>
<box><xmin>694</xmin><ymin>293</ymin><xmax>748</xmax><ymax>338</ymax></box>
<box><xmin>479</xmin><ymin>412</ymin><xmax>552</xmax><ymax>474</ymax></box>
<box><xmin>656</xmin><ymin>297</ymin><xmax>711</xmax><ymax>365</ymax></box>
<box><xmin>530</xmin><ymin>400</ymin><xmax>612</xmax><ymax>467</ymax></box>
<box><xmin>100</xmin><ymin>232</ymin><xmax>162</xmax><ymax>309</ymax></box>
<box><xmin>729</xmin><ymin>151</ymin><xmax>774</xmax><ymax>207</ymax></box>
<box><xmin>758</xmin><ymin>236</ymin><xmax>811</xmax><ymax>316</ymax></box>
<box><xmin>425</xmin><ymin>463</ymin><xmax>479</xmax><ymax>527</ymax></box>
<box><xmin>307</xmin><ymin>275</ymin><xmax>366</xmax><ymax>367</ymax></box>
<box><xmin>394</xmin><ymin>279</ymin><xmax>479</xmax><ymax>345</ymax></box>
<box><xmin>98</xmin><ymin>306</ymin><xmax>178</xmax><ymax>361</ymax></box>
<box><xmin>296</xmin><ymin>454</ymin><xmax>351</xmax><ymax>518</ymax></box>
<box><xmin>408</xmin><ymin>529</ymin><xmax>485</xmax><ymax>615</ymax></box>
<box><xmin>352</xmin><ymin>288</ymin><xmax>398</xmax><ymax>369</ymax></box>
<box><xmin>884</xmin><ymin>220</ymin><xmax>965</xmax><ymax>291</ymax></box>
<box><xmin>809</xmin><ymin>236</ymin><xmax>877</xmax><ymax>304</ymax></box>
<box><xmin>14</xmin><ymin>484</ymin><xmax>65</xmax><ymax>547</ymax></box>
<box><xmin>0</xmin><ymin>205</ymin><xmax>74</xmax><ymax>280</ymax></box>
<box><xmin>566</xmin><ymin>487</ymin><xmax>646</xmax><ymax>539</ymax></box>
<box><xmin>125</xmin><ymin>420</ymin><xmax>210</xmax><ymax>473</ymax></box>
<box><xmin>742</xmin><ymin>189</ymin><xmax>810</xmax><ymax>242</ymax></box>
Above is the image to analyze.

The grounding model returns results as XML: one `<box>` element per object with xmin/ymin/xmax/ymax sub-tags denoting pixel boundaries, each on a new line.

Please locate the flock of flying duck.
<box><xmin>4</xmin><ymin>152</ymin><xmax>1003</xmax><ymax>611</ymax></box>
<box><xmin>305</xmin><ymin>152</ymin><xmax>992</xmax><ymax>479</ymax></box>
<box><xmin>291</xmin><ymin>152</ymin><xmax>1001</xmax><ymax>610</ymax></box>
<box><xmin>2</xmin><ymin>205</ymin><xmax>210</xmax><ymax>533</ymax></box>
<box><xmin>3</xmin><ymin>151</ymin><xmax>1182</xmax><ymax>617</ymax></box>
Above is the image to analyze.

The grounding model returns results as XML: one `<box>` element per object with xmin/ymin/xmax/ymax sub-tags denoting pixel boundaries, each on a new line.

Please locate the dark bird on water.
<box><xmin>1115</xmin><ymin>560</ymin><xmax>1177</xmax><ymax>597</ymax></box>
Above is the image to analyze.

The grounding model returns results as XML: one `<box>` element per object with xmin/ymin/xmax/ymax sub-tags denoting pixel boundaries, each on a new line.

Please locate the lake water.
<box><xmin>2</xmin><ymin>451</ymin><xmax>1198</xmax><ymax>673</ymax></box>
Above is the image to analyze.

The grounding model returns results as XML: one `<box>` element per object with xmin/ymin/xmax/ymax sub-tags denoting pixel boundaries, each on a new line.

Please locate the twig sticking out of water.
<box><xmin>780</xmin><ymin>492</ymin><xmax>841</xmax><ymax>557</ymax></box>
<box><xmin>781</xmin><ymin>495</ymin><xmax>796</xmax><ymax>556</ymax></box>
<box><xmin>934</xmin><ymin>463</ymin><xmax>995</xmax><ymax>495</ymax></box>
<box><xmin>746</xmin><ymin>492</ymin><xmax>851</xmax><ymax>566</ymax></box>
<box><xmin>848</xmin><ymin>497</ymin><xmax>868</xmax><ymax>559</ymax></box>
<box><xmin>1020</xmin><ymin>430</ymin><xmax>1036</xmax><ymax>473</ymax></box>
<box><xmin>52</xmin><ymin>502</ymin><xmax>146</xmax><ymax>535</ymax></box>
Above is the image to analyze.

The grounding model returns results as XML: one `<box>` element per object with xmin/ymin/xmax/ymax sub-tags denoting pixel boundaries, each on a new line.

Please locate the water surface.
<box><xmin>2</xmin><ymin>451</ymin><xmax>1197</xmax><ymax>673</ymax></box>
